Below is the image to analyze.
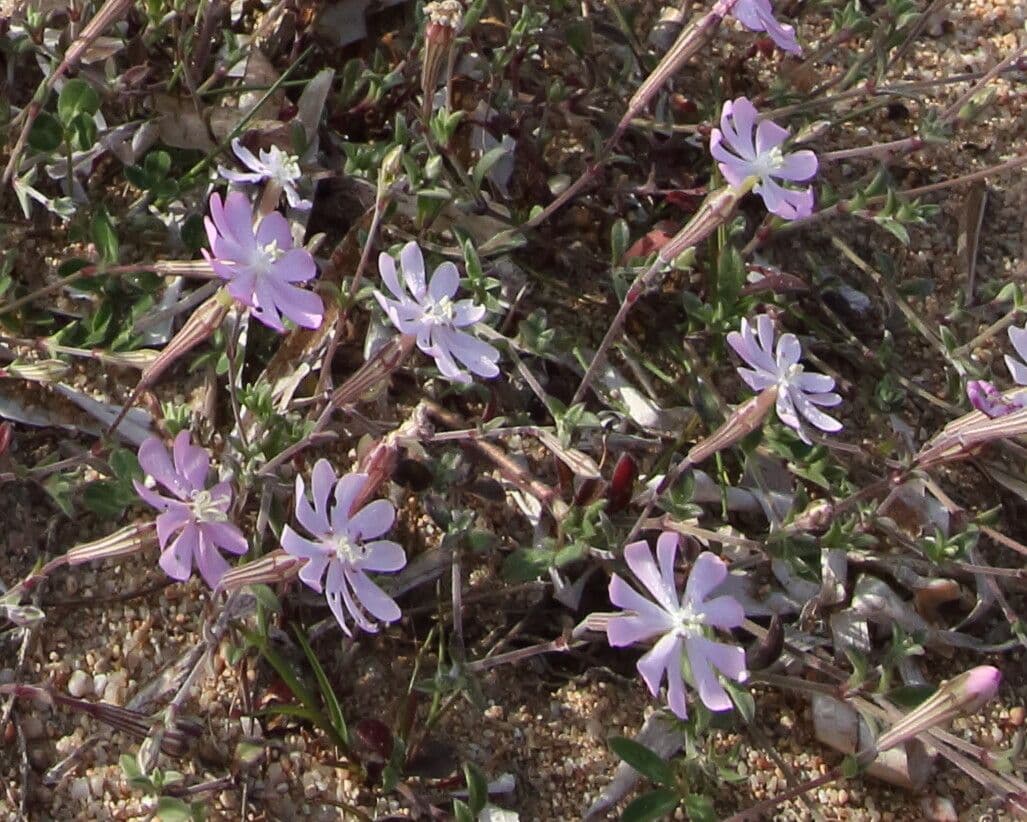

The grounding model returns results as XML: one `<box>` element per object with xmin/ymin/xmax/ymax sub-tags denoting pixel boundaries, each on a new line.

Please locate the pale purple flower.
<box><xmin>218</xmin><ymin>138</ymin><xmax>311</xmax><ymax>210</ymax></box>
<box><xmin>966</xmin><ymin>380</ymin><xmax>1022</xmax><ymax>418</ymax></box>
<box><xmin>606</xmin><ymin>534</ymin><xmax>747</xmax><ymax>719</ymax></box>
<box><xmin>727</xmin><ymin>314</ymin><xmax>842</xmax><ymax>443</ymax></box>
<box><xmin>204</xmin><ymin>191</ymin><xmax>324</xmax><ymax>332</ymax></box>
<box><xmin>732</xmin><ymin>0</ymin><xmax>801</xmax><ymax>54</ymax></box>
<box><xmin>374</xmin><ymin>242</ymin><xmax>501</xmax><ymax>384</ymax></box>
<box><xmin>133</xmin><ymin>431</ymin><xmax>248</xmax><ymax>588</ymax></box>
<box><xmin>710</xmin><ymin>97</ymin><xmax>818</xmax><ymax>220</ymax></box>
<box><xmin>280</xmin><ymin>460</ymin><xmax>406</xmax><ymax>636</ymax></box>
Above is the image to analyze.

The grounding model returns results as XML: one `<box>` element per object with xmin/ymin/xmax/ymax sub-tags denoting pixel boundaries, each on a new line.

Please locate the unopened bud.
<box><xmin>421</xmin><ymin>1</ymin><xmax>463</xmax><ymax>113</ymax></box>
<box><xmin>872</xmin><ymin>666</ymin><xmax>1001</xmax><ymax>756</ymax></box>
<box><xmin>658</xmin><ymin>185</ymin><xmax>744</xmax><ymax>264</ymax></box>
<box><xmin>7</xmin><ymin>359</ymin><xmax>71</xmax><ymax>383</ymax></box>
<box><xmin>66</xmin><ymin>522</ymin><xmax>159</xmax><ymax>566</ymax></box>
<box><xmin>137</xmin><ymin>291</ymin><xmax>230</xmax><ymax>391</ymax></box>
<box><xmin>217</xmin><ymin>550</ymin><xmax>301</xmax><ymax>592</ymax></box>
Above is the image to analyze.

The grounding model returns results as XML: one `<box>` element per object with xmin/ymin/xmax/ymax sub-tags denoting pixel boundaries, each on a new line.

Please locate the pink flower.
<box><xmin>280</xmin><ymin>460</ymin><xmax>406</xmax><ymax>636</ymax></box>
<box><xmin>133</xmin><ymin>431</ymin><xmax>248</xmax><ymax>588</ymax></box>
<box><xmin>374</xmin><ymin>242</ymin><xmax>501</xmax><ymax>384</ymax></box>
<box><xmin>732</xmin><ymin>0</ymin><xmax>801</xmax><ymax>54</ymax></box>
<box><xmin>710</xmin><ymin>97</ymin><xmax>818</xmax><ymax>220</ymax></box>
<box><xmin>203</xmin><ymin>191</ymin><xmax>324</xmax><ymax>332</ymax></box>
<box><xmin>728</xmin><ymin>314</ymin><xmax>842</xmax><ymax>443</ymax></box>
<box><xmin>966</xmin><ymin>380</ymin><xmax>1022</xmax><ymax>418</ymax></box>
<box><xmin>605</xmin><ymin>532</ymin><xmax>747</xmax><ymax>719</ymax></box>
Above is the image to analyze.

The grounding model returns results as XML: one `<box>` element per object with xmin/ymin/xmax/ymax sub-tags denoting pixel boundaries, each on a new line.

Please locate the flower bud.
<box><xmin>872</xmin><ymin>666</ymin><xmax>1001</xmax><ymax>756</ymax></box>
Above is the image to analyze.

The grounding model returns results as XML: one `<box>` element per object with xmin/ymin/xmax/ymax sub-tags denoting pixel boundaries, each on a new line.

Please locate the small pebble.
<box><xmin>67</xmin><ymin>670</ymin><xmax>91</xmax><ymax>698</ymax></box>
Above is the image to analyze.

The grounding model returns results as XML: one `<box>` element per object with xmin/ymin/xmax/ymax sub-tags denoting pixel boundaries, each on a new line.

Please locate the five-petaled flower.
<box><xmin>374</xmin><ymin>241</ymin><xmax>501</xmax><ymax>384</ymax></box>
<box><xmin>711</xmin><ymin>97</ymin><xmax>818</xmax><ymax>220</ymax></box>
<box><xmin>731</xmin><ymin>0</ymin><xmax>801</xmax><ymax>54</ymax></box>
<box><xmin>280</xmin><ymin>460</ymin><xmax>407</xmax><ymax>636</ymax></box>
<box><xmin>218</xmin><ymin>138</ymin><xmax>311</xmax><ymax>210</ymax></box>
<box><xmin>728</xmin><ymin>314</ymin><xmax>842</xmax><ymax>443</ymax></box>
<box><xmin>133</xmin><ymin>431</ymin><xmax>248</xmax><ymax>588</ymax></box>
<box><xmin>605</xmin><ymin>532</ymin><xmax>747</xmax><ymax>719</ymax></box>
<box><xmin>204</xmin><ymin>191</ymin><xmax>324</xmax><ymax>332</ymax></box>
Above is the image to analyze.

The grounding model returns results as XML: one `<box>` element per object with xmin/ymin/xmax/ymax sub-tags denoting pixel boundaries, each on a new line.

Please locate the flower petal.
<box><xmin>203</xmin><ymin>521</ymin><xmax>248</xmax><ymax>556</ymax></box>
<box><xmin>378</xmin><ymin>253</ymin><xmax>407</xmax><ymax>302</ymax></box>
<box><xmin>324</xmin><ymin>561</ymin><xmax>354</xmax><ymax>635</ymax></box>
<box><xmin>624</xmin><ymin>540</ymin><xmax>679</xmax><ymax>612</ymax></box>
<box><xmin>754</xmin><ymin>118</ymin><xmax>788</xmax><ymax>156</ymax></box>
<box><xmin>346</xmin><ymin>499</ymin><xmax>395</xmax><ymax>541</ymax></box>
<box><xmin>358</xmin><ymin>540</ymin><xmax>407</xmax><ymax>572</ymax></box>
<box><xmin>698</xmin><ymin>594</ymin><xmax>745</xmax><ymax>630</ymax></box>
<box><xmin>683</xmin><ymin>552</ymin><xmax>729</xmax><ymax>607</ymax></box>
<box><xmin>400</xmin><ymin>242</ymin><xmax>427</xmax><ymax>301</ymax></box>
<box><xmin>155</xmin><ymin>502</ymin><xmax>192</xmax><ymax>548</ymax></box>
<box><xmin>775</xmin><ymin>149</ymin><xmax>818</xmax><ymax>181</ymax></box>
<box><xmin>433</xmin><ymin>326</ymin><xmax>501</xmax><ymax>379</ymax></box>
<box><xmin>607</xmin><ymin>577</ymin><xmax>674</xmax><ymax>646</ymax></box>
<box><xmin>160</xmin><ymin>524</ymin><xmax>198</xmax><ymax>581</ymax></box>
<box><xmin>138</xmin><ymin>436</ymin><xmax>189</xmax><ymax>500</ymax></box>
<box><xmin>295</xmin><ymin>472</ymin><xmax>329</xmax><ymax>537</ymax></box>
<box><xmin>172</xmin><ymin>430</ymin><xmax>209</xmax><ymax>492</ymax></box>
<box><xmin>255</xmin><ymin>211</ymin><xmax>294</xmax><ymax>252</ymax></box>
<box><xmin>685</xmin><ymin>636</ymin><xmax>744</xmax><ymax>711</ymax></box>
<box><xmin>331</xmin><ymin>472</ymin><xmax>369</xmax><ymax>531</ymax></box>
<box><xmin>194</xmin><ymin>530</ymin><xmax>231</xmax><ymax>588</ymax></box>
<box><xmin>636</xmin><ymin>632</ymin><xmax>682</xmax><ymax>701</ymax></box>
<box><xmin>428</xmin><ymin>261</ymin><xmax>460</xmax><ymax>301</ymax></box>
<box><xmin>346</xmin><ymin>568</ymin><xmax>402</xmax><ymax>624</ymax></box>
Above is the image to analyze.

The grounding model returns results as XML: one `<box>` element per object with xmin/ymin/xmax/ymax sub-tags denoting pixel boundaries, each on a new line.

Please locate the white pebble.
<box><xmin>92</xmin><ymin>674</ymin><xmax>108</xmax><ymax>698</ymax></box>
<box><xmin>67</xmin><ymin>671</ymin><xmax>91</xmax><ymax>698</ymax></box>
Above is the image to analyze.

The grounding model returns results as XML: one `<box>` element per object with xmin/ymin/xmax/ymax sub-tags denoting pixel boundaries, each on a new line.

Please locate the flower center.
<box><xmin>250</xmin><ymin>239</ymin><xmax>285</xmax><ymax>276</ymax></box>
<box><xmin>424</xmin><ymin>295</ymin><xmax>456</xmax><ymax>325</ymax></box>
<box><xmin>267</xmin><ymin>149</ymin><xmax>301</xmax><ymax>185</ymax></box>
<box><xmin>327</xmin><ymin>531</ymin><xmax>363</xmax><ymax>565</ymax></box>
<box><xmin>782</xmin><ymin>362</ymin><xmax>804</xmax><ymax>385</ymax></box>
<box><xmin>190</xmin><ymin>489</ymin><xmax>227</xmax><ymax>523</ymax></box>
<box><xmin>671</xmin><ymin>602</ymin><xmax>705</xmax><ymax>637</ymax></box>
<box><xmin>749</xmin><ymin>145</ymin><xmax>784</xmax><ymax>179</ymax></box>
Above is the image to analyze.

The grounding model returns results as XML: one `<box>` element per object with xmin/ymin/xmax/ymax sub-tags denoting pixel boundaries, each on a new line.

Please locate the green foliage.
<box><xmin>608</xmin><ymin>736</ymin><xmax>673</xmax><ymax>786</ymax></box>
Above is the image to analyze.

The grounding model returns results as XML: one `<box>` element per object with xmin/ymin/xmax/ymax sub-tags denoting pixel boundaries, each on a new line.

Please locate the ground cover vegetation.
<box><xmin>0</xmin><ymin>0</ymin><xmax>1025</xmax><ymax>818</ymax></box>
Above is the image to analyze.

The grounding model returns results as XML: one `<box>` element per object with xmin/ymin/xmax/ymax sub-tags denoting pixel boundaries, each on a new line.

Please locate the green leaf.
<box><xmin>293</xmin><ymin>625</ymin><xmax>349</xmax><ymax>748</ymax></box>
<box><xmin>28</xmin><ymin>111</ymin><xmax>63</xmax><ymax>152</ymax></box>
<box><xmin>621</xmin><ymin>788</ymin><xmax>679</xmax><ymax>822</ymax></box>
<box><xmin>238</xmin><ymin>627</ymin><xmax>318</xmax><ymax>711</ymax></box>
<box><xmin>249</xmin><ymin>583</ymin><xmax>281</xmax><ymax>614</ymax></box>
<box><xmin>610</xmin><ymin>218</ymin><xmax>630</xmax><ymax>264</ymax></box>
<box><xmin>472</xmin><ymin>144</ymin><xmax>511</xmax><ymax>190</ymax></box>
<box><xmin>109</xmin><ymin>448</ymin><xmax>142</xmax><ymax>483</ymax></box>
<box><xmin>464</xmin><ymin>762</ymin><xmax>488</xmax><ymax>814</ymax></box>
<box><xmin>43</xmin><ymin>472</ymin><xmax>75</xmax><ymax>517</ymax></box>
<box><xmin>82</xmin><ymin>480</ymin><xmax>132</xmax><ymax>518</ymax></box>
<box><xmin>682</xmin><ymin>793</ymin><xmax>716</xmax><ymax>822</ymax></box>
<box><xmin>501</xmin><ymin>547</ymin><xmax>555</xmax><ymax>582</ymax></box>
<box><xmin>58</xmin><ymin>78</ymin><xmax>100</xmax><ymax>125</ymax></box>
<box><xmin>69</xmin><ymin>112</ymin><xmax>98</xmax><ymax>151</ymax></box>
<box><xmin>452</xmin><ymin>799</ymin><xmax>475</xmax><ymax>822</ymax></box>
<box><xmin>722</xmin><ymin>679</ymin><xmax>755</xmax><ymax>724</ymax></box>
<box><xmin>91</xmin><ymin>208</ymin><xmax>119</xmax><ymax>265</ymax></box>
<box><xmin>155</xmin><ymin>796</ymin><xmax>193</xmax><ymax>822</ymax></box>
<box><xmin>608</xmin><ymin>736</ymin><xmax>673</xmax><ymax>786</ymax></box>
<box><xmin>119</xmin><ymin>752</ymin><xmax>142</xmax><ymax>781</ymax></box>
